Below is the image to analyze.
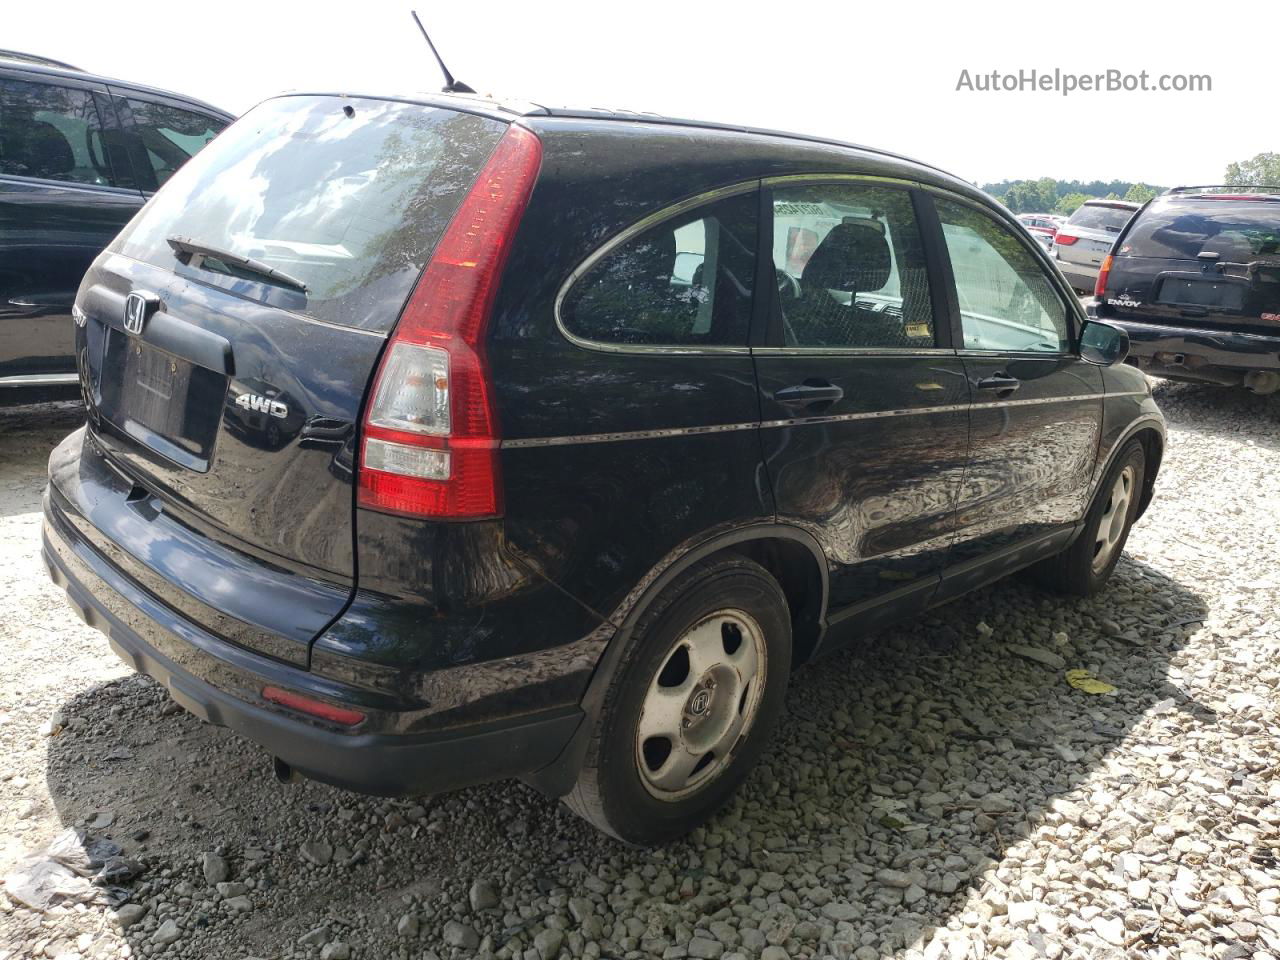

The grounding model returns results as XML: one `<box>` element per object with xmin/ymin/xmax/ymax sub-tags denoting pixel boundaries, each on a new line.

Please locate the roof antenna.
<box><xmin>411</xmin><ymin>11</ymin><xmax>475</xmax><ymax>94</ymax></box>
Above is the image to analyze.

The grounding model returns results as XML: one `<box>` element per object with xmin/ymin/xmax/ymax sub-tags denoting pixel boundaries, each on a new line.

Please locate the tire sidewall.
<box><xmin>1081</xmin><ymin>441</ymin><xmax>1146</xmax><ymax>590</ymax></box>
<box><xmin>594</xmin><ymin>560</ymin><xmax>791</xmax><ymax>843</ymax></box>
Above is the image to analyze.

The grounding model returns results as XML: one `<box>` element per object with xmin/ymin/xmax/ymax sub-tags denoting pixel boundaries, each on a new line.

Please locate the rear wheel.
<box><xmin>1030</xmin><ymin>439</ymin><xmax>1146</xmax><ymax>596</ymax></box>
<box><xmin>564</xmin><ymin>555</ymin><xmax>791</xmax><ymax>844</ymax></box>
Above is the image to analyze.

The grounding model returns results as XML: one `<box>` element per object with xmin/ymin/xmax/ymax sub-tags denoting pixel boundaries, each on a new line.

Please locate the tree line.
<box><xmin>983</xmin><ymin>152</ymin><xmax>1280</xmax><ymax>216</ymax></box>
<box><xmin>981</xmin><ymin>178</ymin><xmax>1162</xmax><ymax>215</ymax></box>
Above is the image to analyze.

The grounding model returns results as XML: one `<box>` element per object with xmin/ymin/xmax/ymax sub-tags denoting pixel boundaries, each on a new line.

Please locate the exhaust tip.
<box><xmin>272</xmin><ymin>756</ymin><xmax>299</xmax><ymax>784</ymax></box>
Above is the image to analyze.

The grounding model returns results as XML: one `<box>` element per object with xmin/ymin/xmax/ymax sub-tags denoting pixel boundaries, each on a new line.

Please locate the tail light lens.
<box><xmin>1095</xmin><ymin>254</ymin><xmax>1113</xmax><ymax>298</ymax></box>
<box><xmin>357</xmin><ymin>124</ymin><xmax>542</xmax><ymax>519</ymax></box>
<box><xmin>1055</xmin><ymin>233</ymin><xmax>1079</xmax><ymax>246</ymax></box>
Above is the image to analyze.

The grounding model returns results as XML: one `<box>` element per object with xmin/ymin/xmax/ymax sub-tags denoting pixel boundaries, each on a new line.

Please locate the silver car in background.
<box><xmin>1053</xmin><ymin>199</ymin><xmax>1140</xmax><ymax>293</ymax></box>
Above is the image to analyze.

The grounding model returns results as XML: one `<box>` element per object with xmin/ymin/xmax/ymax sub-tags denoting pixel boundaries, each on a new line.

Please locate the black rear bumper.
<box><xmin>1111</xmin><ymin>318</ymin><xmax>1280</xmax><ymax>383</ymax></box>
<box><xmin>42</xmin><ymin>493</ymin><xmax>582</xmax><ymax>798</ymax></box>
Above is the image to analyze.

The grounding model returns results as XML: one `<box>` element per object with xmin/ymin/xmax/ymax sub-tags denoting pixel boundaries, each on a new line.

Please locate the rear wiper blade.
<box><xmin>166</xmin><ymin>235</ymin><xmax>309</xmax><ymax>293</ymax></box>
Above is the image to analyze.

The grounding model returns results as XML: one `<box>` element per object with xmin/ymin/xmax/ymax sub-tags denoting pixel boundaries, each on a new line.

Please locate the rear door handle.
<box><xmin>774</xmin><ymin>382</ymin><xmax>844</xmax><ymax>406</ymax></box>
<box><xmin>975</xmin><ymin>375</ymin><xmax>1021</xmax><ymax>396</ymax></box>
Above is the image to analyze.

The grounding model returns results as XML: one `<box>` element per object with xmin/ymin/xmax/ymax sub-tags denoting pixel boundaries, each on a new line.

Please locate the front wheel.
<box><xmin>1030</xmin><ymin>439</ymin><xmax>1146</xmax><ymax>596</ymax></box>
<box><xmin>564</xmin><ymin>554</ymin><xmax>791</xmax><ymax>845</ymax></box>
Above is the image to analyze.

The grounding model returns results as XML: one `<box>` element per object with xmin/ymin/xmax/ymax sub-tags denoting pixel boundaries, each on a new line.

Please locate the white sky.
<box><xmin>7</xmin><ymin>0</ymin><xmax>1274</xmax><ymax>188</ymax></box>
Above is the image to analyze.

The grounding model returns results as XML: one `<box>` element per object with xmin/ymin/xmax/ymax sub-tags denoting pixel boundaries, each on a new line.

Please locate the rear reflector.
<box><xmin>357</xmin><ymin>123</ymin><xmax>542</xmax><ymax>519</ymax></box>
<box><xmin>1095</xmin><ymin>254</ymin><xmax>1113</xmax><ymax>298</ymax></box>
<box><xmin>1055</xmin><ymin>233</ymin><xmax>1079</xmax><ymax>246</ymax></box>
<box><xmin>262</xmin><ymin>686</ymin><xmax>365</xmax><ymax>727</ymax></box>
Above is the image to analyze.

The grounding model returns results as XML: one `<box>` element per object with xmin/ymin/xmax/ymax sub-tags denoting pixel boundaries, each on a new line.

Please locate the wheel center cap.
<box><xmin>689</xmin><ymin>688</ymin><xmax>713</xmax><ymax>717</ymax></box>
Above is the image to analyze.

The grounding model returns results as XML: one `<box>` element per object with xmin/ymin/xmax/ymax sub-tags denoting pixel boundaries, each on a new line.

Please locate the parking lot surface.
<box><xmin>1</xmin><ymin>383</ymin><xmax>1278</xmax><ymax>960</ymax></box>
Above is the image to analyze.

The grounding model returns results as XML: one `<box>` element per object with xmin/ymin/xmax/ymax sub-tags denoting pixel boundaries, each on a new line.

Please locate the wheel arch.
<box><xmin>522</xmin><ymin>523</ymin><xmax>829</xmax><ymax>798</ymax></box>
<box><xmin>1090</xmin><ymin>414</ymin><xmax>1164</xmax><ymax>521</ymax></box>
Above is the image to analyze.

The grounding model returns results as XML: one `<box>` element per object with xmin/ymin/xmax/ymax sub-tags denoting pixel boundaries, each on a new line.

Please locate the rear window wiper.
<box><xmin>167</xmin><ymin>235</ymin><xmax>309</xmax><ymax>294</ymax></box>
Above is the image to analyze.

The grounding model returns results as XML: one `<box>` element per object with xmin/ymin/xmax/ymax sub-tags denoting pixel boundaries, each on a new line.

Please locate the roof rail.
<box><xmin>1165</xmin><ymin>184</ymin><xmax>1280</xmax><ymax>195</ymax></box>
<box><xmin>0</xmin><ymin>49</ymin><xmax>83</xmax><ymax>71</ymax></box>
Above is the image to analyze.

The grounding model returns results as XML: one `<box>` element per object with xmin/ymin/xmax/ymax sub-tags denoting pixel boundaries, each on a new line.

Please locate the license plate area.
<box><xmin>99</xmin><ymin>330</ymin><xmax>227</xmax><ymax>472</ymax></box>
<box><xmin>1157</xmin><ymin>277</ymin><xmax>1245</xmax><ymax>311</ymax></box>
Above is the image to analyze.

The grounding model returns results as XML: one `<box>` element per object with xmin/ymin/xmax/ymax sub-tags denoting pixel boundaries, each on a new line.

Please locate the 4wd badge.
<box><xmin>236</xmin><ymin>393</ymin><xmax>288</xmax><ymax>418</ymax></box>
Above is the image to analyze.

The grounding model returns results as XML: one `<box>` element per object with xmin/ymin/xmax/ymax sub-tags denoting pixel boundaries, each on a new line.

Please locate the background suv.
<box><xmin>0</xmin><ymin>50</ymin><xmax>230</xmax><ymax>404</ymax></box>
<box><xmin>44</xmin><ymin>92</ymin><xmax>1163</xmax><ymax>843</ymax></box>
<box><xmin>1095</xmin><ymin>186</ymin><xmax>1280</xmax><ymax>393</ymax></box>
<box><xmin>1054</xmin><ymin>199</ymin><xmax>1139</xmax><ymax>294</ymax></box>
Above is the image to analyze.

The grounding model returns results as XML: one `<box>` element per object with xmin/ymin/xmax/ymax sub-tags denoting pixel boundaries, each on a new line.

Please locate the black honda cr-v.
<box><xmin>43</xmin><ymin>91</ymin><xmax>1164</xmax><ymax>844</ymax></box>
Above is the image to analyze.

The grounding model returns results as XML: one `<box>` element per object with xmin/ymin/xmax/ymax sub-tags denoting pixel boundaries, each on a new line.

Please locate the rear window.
<box><xmin>1120</xmin><ymin>199</ymin><xmax>1280</xmax><ymax>261</ymax></box>
<box><xmin>113</xmin><ymin>96</ymin><xmax>507</xmax><ymax>332</ymax></box>
<box><xmin>1067</xmin><ymin>204</ymin><xmax>1134</xmax><ymax>234</ymax></box>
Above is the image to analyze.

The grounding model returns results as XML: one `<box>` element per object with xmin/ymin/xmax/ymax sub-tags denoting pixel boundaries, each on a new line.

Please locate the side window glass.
<box><xmin>115</xmin><ymin>98</ymin><xmax>227</xmax><ymax>191</ymax></box>
<box><xmin>771</xmin><ymin>183</ymin><xmax>935</xmax><ymax>349</ymax></box>
<box><xmin>0</xmin><ymin>79</ymin><xmax>113</xmax><ymax>186</ymax></box>
<box><xmin>561</xmin><ymin>192</ymin><xmax>757</xmax><ymax>347</ymax></box>
<box><xmin>936</xmin><ymin>199</ymin><xmax>1069</xmax><ymax>353</ymax></box>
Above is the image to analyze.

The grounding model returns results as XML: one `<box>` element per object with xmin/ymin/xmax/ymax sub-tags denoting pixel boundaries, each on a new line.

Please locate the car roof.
<box><xmin>0</xmin><ymin>53</ymin><xmax>234</xmax><ymax>120</ymax></box>
<box><xmin>1158</xmin><ymin>190</ymin><xmax>1280</xmax><ymax>203</ymax></box>
<box><xmin>279</xmin><ymin>89</ymin><xmax>979</xmax><ymax>196</ymax></box>
<box><xmin>1080</xmin><ymin>198</ymin><xmax>1140</xmax><ymax>210</ymax></box>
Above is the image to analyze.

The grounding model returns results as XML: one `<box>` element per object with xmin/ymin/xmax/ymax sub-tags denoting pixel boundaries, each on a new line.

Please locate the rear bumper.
<box><xmin>1111</xmin><ymin>319</ymin><xmax>1280</xmax><ymax>381</ymax></box>
<box><xmin>42</xmin><ymin>486</ymin><xmax>583</xmax><ymax>798</ymax></box>
<box><xmin>1056</xmin><ymin>259</ymin><xmax>1098</xmax><ymax>291</ymax></box>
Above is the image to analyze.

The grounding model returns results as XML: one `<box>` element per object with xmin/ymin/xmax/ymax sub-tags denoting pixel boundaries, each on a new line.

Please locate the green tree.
<box><xmin>1002</xmin><ymin>178</ymin><xmax>1058</xmax><ymax>213</ymax></box>
<box><xmin>1123</xmin><ymin>183</ymin><xmax>1159</xmax><ymax>204</ymax></box>
<box><xmin>1054</xmin><ymin>192</ymin><xmax>1091</xmax><ymax>216</ymax></box>
<box><xmin>1224</xmin><ymin>152</ymin><xmax>1280</xmax><ymax>186</ymax></box>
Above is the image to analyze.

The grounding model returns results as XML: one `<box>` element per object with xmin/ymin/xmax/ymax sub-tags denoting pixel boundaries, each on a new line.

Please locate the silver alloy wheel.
<box><xmin>1092</xmin><ymin>465</ymin><xmax>1135</xmax><ymax>573</ymax></box>
<box><xmin>635</xmin><ymin>609</ymin><xmax>768</xmax><ymax>801</ymax></box>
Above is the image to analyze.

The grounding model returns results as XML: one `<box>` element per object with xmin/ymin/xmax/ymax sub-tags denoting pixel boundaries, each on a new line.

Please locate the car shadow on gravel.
<box><xmin>0</xmin><ymin>400</ymin><xmax>84</xmax><ymax>519</ymax></box>
<box><xmin>35</xmin><ymin>552</ymin><xmax>1209</xmax><ymax>959</ymax></box>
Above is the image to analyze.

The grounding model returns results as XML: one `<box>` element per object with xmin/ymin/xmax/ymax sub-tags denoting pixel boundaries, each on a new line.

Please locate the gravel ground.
<box><xmin>1</xmin><ymin>382</ymin><xmax>1278</xmax><ymax>960</ymax></box>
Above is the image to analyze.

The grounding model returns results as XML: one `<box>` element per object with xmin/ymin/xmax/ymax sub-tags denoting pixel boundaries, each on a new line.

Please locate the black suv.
<box><xmin>0</xmin><ymin>50</ymin><xmax>231</xmax><ymax>404</ymax></box>
<box><xmin>1095</xmin><ymin>186</ymin><xmax>1280</xmax><ymax>393</ymax></box>
<box><xmin>42</xmin><ymin>92</ymin><xmax>1164</xmax><ymax>844</ymax></box>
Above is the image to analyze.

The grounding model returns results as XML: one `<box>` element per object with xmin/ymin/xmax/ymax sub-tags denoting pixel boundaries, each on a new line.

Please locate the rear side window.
<box><xmin>561</xmin><ymin>193</ymin><xmax>758</xmax><ymax>347</ymax></box>
<box><xmin>1121</xmin><ymin>199</ymin><xmax>1280</xmax><ymax>261</ymax></box>
<box><xmin>771</xmin><ymin>183</ymin><xmax>935</xmax><ymax>348</ymax></box>
<box><xmin>113</xmin><ymin>96</ymin><xmax>507</xmax><ymax>332</ymax></box>
<box><xmin>112</xmin><ymin>97</ymin><xmax>227</xmax><ymax>191</ymax></box>
<box><xmin>1067</xmin><ymin>204</ymin><xmax>1134</xmax><ymax>234</ymax></box>
<box><xmin>0</xmin><ymin>78</ymin><xmax>112</xmax><ymax>185</ymax></box>
<box><xmin>937</xmin><ymin>198</ymin><xmax>1069</xmax><ymax>353</ymax></box>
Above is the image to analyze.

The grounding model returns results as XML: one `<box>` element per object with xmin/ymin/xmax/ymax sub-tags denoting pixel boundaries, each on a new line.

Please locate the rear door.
<box><xmin>752</xmin><ymin>179</ymin><xmax>969</xmax><ymax>641</ymax></box>
<box><xmin>929</xmin><ymin>194</ymin><xmax>1103</xmax><ymax>600</ymax></box>
<box><xmin>104</xmin><ymin>88</ymin><xmax>228</xmax><ymax>194</ymax></box>
<box><xmin>0</xmin><ymin>71</ymin><xmax>141</xmax><ymax>382</ymax></box>
<box><xmin>75</xmin><ymin>95</ymin><xmax>510</xmax><ymax>663</ymax></box>
<box><xmin>1104</xmin><ymin>196</ymin><xmax>1280</xmax><ymax>334</ymax></box>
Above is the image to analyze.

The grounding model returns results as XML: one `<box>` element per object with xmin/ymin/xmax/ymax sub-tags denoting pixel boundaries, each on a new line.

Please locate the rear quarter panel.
<box><xmin>488</xmin><ymin>120</ymin><xmax>781</xmax><ymax>626</ymax></box>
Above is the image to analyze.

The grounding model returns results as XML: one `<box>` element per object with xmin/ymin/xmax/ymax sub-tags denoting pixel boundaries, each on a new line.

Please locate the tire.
<box><xmin>564</xmin><ymin>554</ymin><xmax>791</xmax><ymax>845</ymax></box>
<box><xmin>1029</xmin><ymin>439</ymin><xmax>1146</xmax><ymax>596</ymax></box>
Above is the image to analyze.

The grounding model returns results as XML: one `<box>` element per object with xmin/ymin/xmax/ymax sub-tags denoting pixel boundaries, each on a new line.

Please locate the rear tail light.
<box><xmin>1095</xmin><ymin>254</ymin><xmax>1113</xmax><ymax>298</ymax></box>
<box><xmin>1055</xmin><ymin>233</ymin><xmax>1079</xmax><ymax>246</ymax></box>
<box><xmin>357</xmin><ymin>124</ymin><xmax>542</xmax><ymax>519</ymax></box>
